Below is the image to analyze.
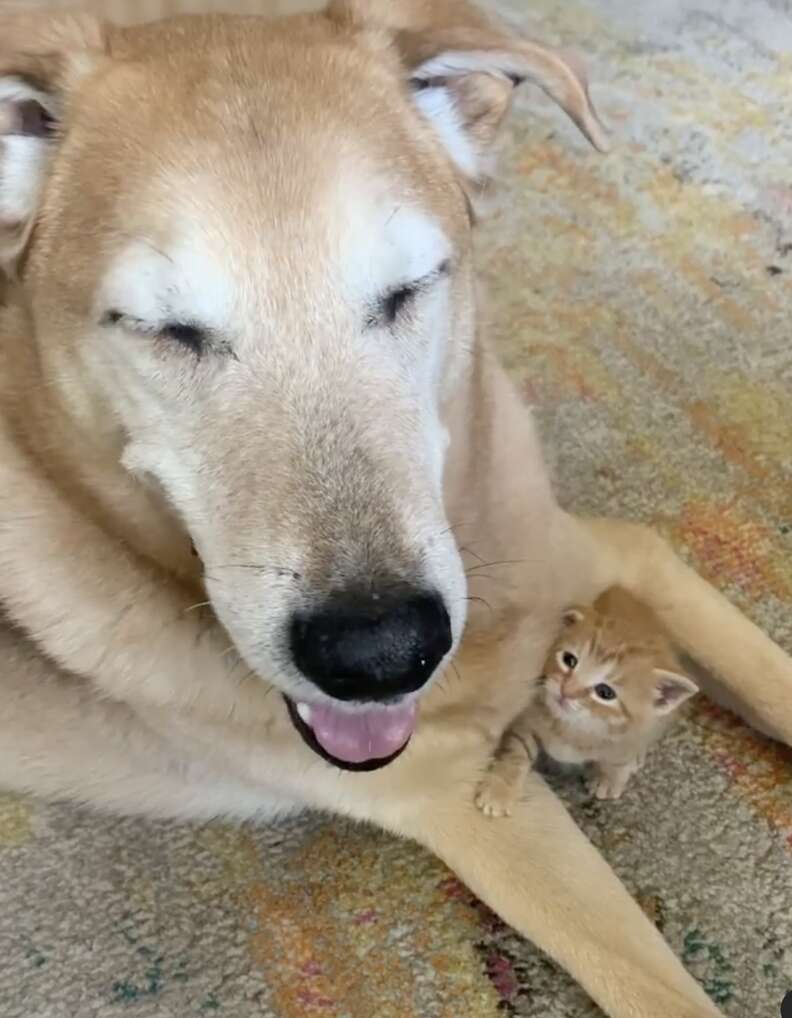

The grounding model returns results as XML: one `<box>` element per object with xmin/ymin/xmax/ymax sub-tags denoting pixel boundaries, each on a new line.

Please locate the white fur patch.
<box><xmin>100</xmin><ymin>236</ymin><xmax>236</xmax><ymax>333</ymax></box>
<box><xmin>0</xmin><ymin>78</ymin><xmax>53</xmax><ymax>238</ymax></box>
<box><xmin>335</xmin><ymin>174</ymin><xmax>452</xmax><ymax>307</ymax></box>
<box><xmin>410</xmin><ymin>50</ymin><xmax>518</xmax><ymax>180</ymax></box>
<box><xmin>412</xmin><ymin>85</ymin><xmax>479</xmax><ymax>179</ymax></box>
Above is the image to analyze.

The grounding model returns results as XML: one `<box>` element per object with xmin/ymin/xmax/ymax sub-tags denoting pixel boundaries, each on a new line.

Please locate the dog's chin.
<box><xmin>283</xmin><ymin>696</ymin><xmax>412</xmax><ymax>772</ymax></box>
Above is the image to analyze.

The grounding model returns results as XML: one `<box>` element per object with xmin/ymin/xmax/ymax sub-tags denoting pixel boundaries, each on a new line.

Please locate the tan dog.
<box><xmin>1</xmin><ymin>4</ymin><xmax>790</xmax><ymax>1017</ymax></box>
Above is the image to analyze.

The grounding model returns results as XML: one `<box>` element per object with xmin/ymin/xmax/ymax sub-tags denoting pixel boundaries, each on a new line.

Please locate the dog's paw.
<box><xmin>475</xmin><ymin>777</ymin><xmax>517</xmax><ymax>818</ymax></box>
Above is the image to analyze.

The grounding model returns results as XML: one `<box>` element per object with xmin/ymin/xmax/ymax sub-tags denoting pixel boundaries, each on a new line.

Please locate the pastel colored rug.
<box><xmin>1</xmin><ymin>1</ymin><xmax>791</xmax><ymax>1015</ymax></box>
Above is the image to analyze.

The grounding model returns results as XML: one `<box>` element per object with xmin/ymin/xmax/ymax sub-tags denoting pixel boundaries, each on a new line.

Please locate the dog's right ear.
<box><xmin>0</xmin><ymin>12</ymin><xmax>107</xmax><ymax>273</ymax></box>
<box><xmin>328</xmin><ymin>0</ymin><xmax>608</xmax><ymax>191</ymax></box>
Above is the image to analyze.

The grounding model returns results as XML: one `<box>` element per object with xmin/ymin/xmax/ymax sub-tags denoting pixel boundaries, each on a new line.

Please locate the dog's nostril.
<box><xmin>290</xmin><ymin>588</ymin><xmax>452</xmax><ymax>703</ymax></box>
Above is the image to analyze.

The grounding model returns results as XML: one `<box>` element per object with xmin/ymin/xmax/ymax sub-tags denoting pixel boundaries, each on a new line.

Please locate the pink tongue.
<box><xmin>309</xmin><ymin>701</ymin><xmax>417</xmax><ymax>764</ymax></box>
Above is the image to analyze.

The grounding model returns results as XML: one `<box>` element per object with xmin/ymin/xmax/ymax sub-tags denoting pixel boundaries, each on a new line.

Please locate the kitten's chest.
<box><xmin>538</xmin><ymin>731</ymin><xmax>591</xmax><ymax>765</ymax></box>
<box><xmin>530</xmin><ymin>705</ymin><xmax>638</xmax><ymax>765</ymax></box>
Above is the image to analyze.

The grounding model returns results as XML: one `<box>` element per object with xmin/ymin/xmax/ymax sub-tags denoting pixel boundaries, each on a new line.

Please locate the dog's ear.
<box><xmin>327</xmin><ymin>0</ymin><xmax>608</xmax><ymax>185</ymax></box>
<box><xmin>0</xmin><ymin>12</ymin><xmax>107</xmax><ymax>273</ymax></box>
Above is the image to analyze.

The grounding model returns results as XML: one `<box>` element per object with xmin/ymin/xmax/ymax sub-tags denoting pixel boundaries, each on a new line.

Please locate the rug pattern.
<box><xmin>1</xmin><ymin>1</ymin><xmax>791</xmax><ymax>1015</ymax></box>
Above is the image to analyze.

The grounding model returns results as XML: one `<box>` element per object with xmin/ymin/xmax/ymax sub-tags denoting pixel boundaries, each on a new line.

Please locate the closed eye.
<box><xmin>102</xmin><ymin>310</ymin><xmax>215</xmax><ymax>356</ymax></box>
<box><xmin>160</xmin><ymin>321</ymin><xmax>207</xmax><ymax>353</ymax></box>
<box><xmin>366</xmin><ymin>259</ymin><xmax>451</xmax><ymax>330</ymax></box>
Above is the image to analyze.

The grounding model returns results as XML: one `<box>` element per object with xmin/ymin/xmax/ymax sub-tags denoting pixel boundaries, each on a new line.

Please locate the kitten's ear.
<box><xmin>0</xmin><ymin>12</ymin><xmax>107</xmax><ymax>272</ymax></box>
<box><xmin>562</xmin><ymin>607</ymin><xmax>586</xmax><ymax>627</ymax></box>
<box><xmin>652</xmin><ymin>669</ymin><xmax>698</xmax><ymax>715</ymax></box>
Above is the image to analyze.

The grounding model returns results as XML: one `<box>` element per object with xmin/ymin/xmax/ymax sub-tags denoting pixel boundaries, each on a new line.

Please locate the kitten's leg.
<box><xmin>475</xmin><ymin>714</ymin><xmax>539</xmax><ymax>818</ymax></box>
<box><xmin>560</xmin><ymin>514</ymin><xmax>792</xmax><ymax>745</ymax></box>
<box><xmin>592</xmin><ymin>759</ymin><xmax>639</xmax><ymax>801</ymax></box>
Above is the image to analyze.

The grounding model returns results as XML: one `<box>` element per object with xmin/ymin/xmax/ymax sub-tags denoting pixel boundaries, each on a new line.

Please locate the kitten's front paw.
<box><xmin>592</xmin><ymin>776</ymin><xmax>625</xmax><ymax>801</ymax></box>
<box><xmin>591</xmin><ymin>764</ymin><xmax>635</xmax><ymax>801</ymax></box>
<box><xmin>475</xmin><ymin>776</ymin><xmax>518</xmax><ymax>818</ymax></box>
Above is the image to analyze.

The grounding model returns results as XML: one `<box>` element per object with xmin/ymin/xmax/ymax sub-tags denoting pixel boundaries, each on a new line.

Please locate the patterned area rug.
<box><xmin>2</xmin><ymin>1</ymin><xmax>791</xmax><ymax>1016</ymax></box>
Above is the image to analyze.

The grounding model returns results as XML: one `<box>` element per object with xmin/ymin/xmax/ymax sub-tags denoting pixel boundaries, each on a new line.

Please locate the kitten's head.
<box><xmin>540</xmin><ymin>606</ymin><xmax>698</xmax><ymax>736</ymax></box>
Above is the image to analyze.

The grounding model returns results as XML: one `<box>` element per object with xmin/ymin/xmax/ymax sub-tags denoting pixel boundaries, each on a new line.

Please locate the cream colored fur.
<box><xmin>0</xmin><ymin>4</ymin><xmax>790</xmax><ymax>1018</ymax></box>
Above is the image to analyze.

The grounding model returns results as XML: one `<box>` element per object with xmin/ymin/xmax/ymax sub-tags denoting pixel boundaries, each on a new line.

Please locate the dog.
<box><xmin>1</xmin><ymin>3</ymin><xmax>790</xmax><ymax>1016</ymax></box>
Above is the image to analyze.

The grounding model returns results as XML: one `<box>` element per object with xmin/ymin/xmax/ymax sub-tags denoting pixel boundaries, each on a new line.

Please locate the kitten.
<box><xmin>476</xmin><ymin>586</ymin><xmax>698</xmax><ymax>816</ymax></box>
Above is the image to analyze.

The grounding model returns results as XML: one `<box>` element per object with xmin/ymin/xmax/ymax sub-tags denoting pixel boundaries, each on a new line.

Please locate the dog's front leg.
<box><xmin>382</xmin><ymin>774</ymin><xmax>721</xmax><ymax>1018</ymax></box>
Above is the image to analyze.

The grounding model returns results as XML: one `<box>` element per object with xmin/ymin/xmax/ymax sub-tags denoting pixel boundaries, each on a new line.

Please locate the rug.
<box><xmin>1</xmin><ymin>1</ymin><xmax>791</xmax><ymax>1015</ymax></box>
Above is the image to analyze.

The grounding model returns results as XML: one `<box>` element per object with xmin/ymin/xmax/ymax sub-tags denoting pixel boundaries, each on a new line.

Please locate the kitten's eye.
<box><xmin>562</xmin><ymin>652</ymin><xmax>578</xmax><ymax>670</ymax></box>
<box><xmin>593</xmin><ymin>683</ymin><xmax>617</xmax><ymax>702</ymax></box>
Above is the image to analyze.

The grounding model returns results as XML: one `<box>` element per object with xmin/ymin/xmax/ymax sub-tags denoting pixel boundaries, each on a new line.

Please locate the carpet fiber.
<box><xmin>2</xmin><ymin>1</ymin><xmax>791</xmax><ymax>1015</ymax></box>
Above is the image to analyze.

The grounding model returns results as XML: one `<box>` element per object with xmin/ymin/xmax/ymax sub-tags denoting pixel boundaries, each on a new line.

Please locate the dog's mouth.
<box><xmin>284</xmin><ymin>695</ymin><xmax>416</xmax><ymax>771</ymax></box>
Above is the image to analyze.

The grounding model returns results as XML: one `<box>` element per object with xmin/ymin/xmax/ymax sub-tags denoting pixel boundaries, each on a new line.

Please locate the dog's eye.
<box><xmin>161</xmin><ymin>321</ymin><xmax>206</xmax><ymax>353</ymax></box>
<box><xmin>562</xmin><ymin>651</ymin><xmax>578</xmax><ymax>670</ymax></box>
<box><xmin>383</xmin><ymin>284</ymin><xmax>418</xmax><ymax>324</ymax></box>
<box><xmin>367</xmin><ymin>284</ymin><xmax>419</xmax><ymax>329</ymax></box>
<box><xmin>102</xmin><ymin>310</ymin><xmax>209</xmax><ymax>355</ymax></box>
<box><xmin>593</xmin><ymin>682</ymin><xmax>617</xmax><ymax>702</ymax></box>
<box><xmin>367</xmin><ymin>259</ymin><xmax>451</xmax><ymax>330</ymax></box>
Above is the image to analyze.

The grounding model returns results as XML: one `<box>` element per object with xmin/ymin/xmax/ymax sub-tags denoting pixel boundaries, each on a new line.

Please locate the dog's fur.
<box><xmin>1</xmin><ymin>3</ymin><xmax>791</xmax><ymax>1016</ymax></box>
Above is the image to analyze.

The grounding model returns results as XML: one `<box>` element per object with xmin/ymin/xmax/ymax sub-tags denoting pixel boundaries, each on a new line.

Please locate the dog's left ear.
<box><xmin>327</xmin><ymin>0</ymin><xmax>608</xmax><ymax>185</ymax></box>
<box><xmin>0</xmin><ymin>12</ymin><xmax>108</xmax><ymax>273</ymax></box>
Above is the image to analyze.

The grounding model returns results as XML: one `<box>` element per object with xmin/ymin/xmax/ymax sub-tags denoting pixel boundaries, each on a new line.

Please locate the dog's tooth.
<box><xmin>296</xmin><ymin>702</ymin><xmax>312</xmax><ymax>724</ymax></box>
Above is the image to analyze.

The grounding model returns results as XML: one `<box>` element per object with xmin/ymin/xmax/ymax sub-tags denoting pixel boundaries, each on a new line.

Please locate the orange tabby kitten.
<box><xmin>476</xmin><ymin>586</ymin><xmax>698</xmax><ymax>816</ymax></box>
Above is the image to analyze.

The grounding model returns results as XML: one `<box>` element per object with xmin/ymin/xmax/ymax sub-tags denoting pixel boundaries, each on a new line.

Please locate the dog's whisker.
<box><xmin>438</xmin><ymin>520</ymin><xmax>474</xmax><ymax>540</ymax></box>
<box><xmin>208</xmin><ymin>563</ymin><xmax>297</xmax><ymax>575</ymax></box>
<box><xmin>220</xmin><ymin>643</ymin><xmax>240</xmax><ymax>662</ymax></box>
<box><xmin>463</xmin><ymin>594</ymin><xmax>493</xmax><ymax>613</ymax></box>
<box><xmin>183</xmin><ymin>600</ymin><xmax>212</xmax><ymax>614</ymax></box>
<box><xmin>465</xmin><ymin>558</ymin><xmax>528</xmax><ymax>573</ymax></box>
<box><xmin>458</xmin><ymin>544</ymin><xmax>488</xmax><ymax>565</ymax></box>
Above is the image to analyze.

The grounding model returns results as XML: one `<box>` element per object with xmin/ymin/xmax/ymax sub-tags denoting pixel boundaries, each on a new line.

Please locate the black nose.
<box><xmin>290</xmin><ymin>588</ymin><xmax>452</xmax><ymax>702</ymax></box>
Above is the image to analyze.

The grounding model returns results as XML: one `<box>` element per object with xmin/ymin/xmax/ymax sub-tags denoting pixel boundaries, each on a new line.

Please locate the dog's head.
<box><xmin>0</xmin><ymin>1</ymin><xmax>605</xmax><ymax>768</ymax></box>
